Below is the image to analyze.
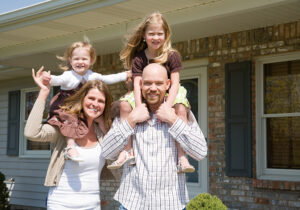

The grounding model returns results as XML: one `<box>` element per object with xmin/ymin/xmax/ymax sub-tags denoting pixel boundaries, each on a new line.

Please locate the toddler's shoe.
<box><xmin>107</xmin><ymin>150</ymin><xmax>135</xmax><ymax>170</ymax></box>
<box><xmin>64</xmin><ymin>146</ymin><xmax>84</xmax><ymax>162</ymax></box>
<box><xmin>177</xmin><ymin>156</ymin><xmax>195</xmax><ymax>173</ymax></box>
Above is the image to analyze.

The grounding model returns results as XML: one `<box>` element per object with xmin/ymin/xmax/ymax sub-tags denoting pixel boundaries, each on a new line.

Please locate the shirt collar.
<box><xmin>71</xmin><ymin>69</ymin><xmax>92</xmax><ymax>79</ymax></box>
<box><xmin>147</xmin><ymin>113</ymin><xmax>158</xmax><ymax>126</ymax></box>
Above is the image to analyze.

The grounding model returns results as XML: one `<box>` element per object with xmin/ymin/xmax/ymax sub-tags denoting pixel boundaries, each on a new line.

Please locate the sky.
<box><xmin>0</xmin><ymin>0</ymin><xmax>49</xmax><ymax>15</ymax></box>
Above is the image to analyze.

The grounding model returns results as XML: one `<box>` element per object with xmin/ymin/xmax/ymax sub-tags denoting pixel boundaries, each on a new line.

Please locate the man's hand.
<box><xmin>127</xmin><ymin>103</ymin><xmax>150</xmax><ymax>128</ymax></box>
<box><xmin>156</xmin><ymin>103</ymin><xmax>178</xmax><ymax>125</ymax></box>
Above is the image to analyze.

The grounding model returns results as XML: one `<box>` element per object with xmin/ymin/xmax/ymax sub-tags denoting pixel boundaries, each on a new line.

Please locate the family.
<box><xmin>24</xmin><ymin>11</ymin><xmax>207</xmax><ymax>210</ymax></box>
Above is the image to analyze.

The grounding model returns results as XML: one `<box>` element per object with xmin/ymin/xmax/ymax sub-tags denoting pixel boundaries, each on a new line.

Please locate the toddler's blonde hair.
<box><xmin>57</xmin><ymin>36</ymin><xmax>96</xmax><ymax>71</ymax></box>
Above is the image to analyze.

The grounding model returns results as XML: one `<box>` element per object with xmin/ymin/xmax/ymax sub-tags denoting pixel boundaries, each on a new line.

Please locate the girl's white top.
<box><xmin>47</xmin><ymin>142</ymin><xmax>105</xmax><ymax>210</ymax></box>
<box><xmin>51</xmin><ymin>69</ymin><xmax>127</xmax><ymax>90</ymax></box>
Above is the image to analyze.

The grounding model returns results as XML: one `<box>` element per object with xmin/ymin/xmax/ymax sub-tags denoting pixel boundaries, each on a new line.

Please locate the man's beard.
<box><xmin>142</xmin><ymin>93</ymin><xmax>165</xmax><ymax>112</ymax></box>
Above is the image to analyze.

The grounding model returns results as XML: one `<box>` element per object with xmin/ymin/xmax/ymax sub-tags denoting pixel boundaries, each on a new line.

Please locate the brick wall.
<box><xmin>100</xmin><ymin>180</ymin><xmax>121</xmax><ymax>210</ymax></box>
<box><xmin>96</xmin><ymin>21</ymin><xmax>300</xmax><ymax>210</ymax></box>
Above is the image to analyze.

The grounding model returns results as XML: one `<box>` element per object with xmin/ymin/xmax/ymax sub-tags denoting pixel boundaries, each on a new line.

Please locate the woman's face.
<box><xmin>83</xmin><ymin>87</ymin><xmax>106</xmax><ymax>120</ymax></box>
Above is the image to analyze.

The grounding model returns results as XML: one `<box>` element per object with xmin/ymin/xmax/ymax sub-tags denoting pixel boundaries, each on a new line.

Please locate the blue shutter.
<box><xmin>7</xmin><ymin>90</ymin><xmax>20</xmax><ymax>156</ymax></box>
<box><xmin>225</xmin><ymin>61</ymin><xmax>252</xmax><ymax>177</ymax></box>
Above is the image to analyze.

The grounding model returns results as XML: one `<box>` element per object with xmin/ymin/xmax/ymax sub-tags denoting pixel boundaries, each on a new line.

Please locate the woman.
<box><xmin>24</xmin><ymin>67</ymin><xmax>117</xmax><ymax>209</ymax></box>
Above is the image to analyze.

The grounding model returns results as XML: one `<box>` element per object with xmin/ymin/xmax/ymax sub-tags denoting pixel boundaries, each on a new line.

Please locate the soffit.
<box><xmin>0</xmin><ymin>0</ymin><xmax>300</xmax><ymax>80</ymax></box>
<box><xmin>0</xmin><ymin>0</ymin><xmax>217</xmax><ymax>49</ymax></box>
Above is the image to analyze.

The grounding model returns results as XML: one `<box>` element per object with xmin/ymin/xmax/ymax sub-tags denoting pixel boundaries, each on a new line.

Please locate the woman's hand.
<box><xmin>32</xmin><ymin>66</ymin><xmax>50</xmax><ymax>89</ymax></box>
<box><xmin>32</xmin><ymin>66</ymin><xmax>51</xmax><ymax>101</ymax></box>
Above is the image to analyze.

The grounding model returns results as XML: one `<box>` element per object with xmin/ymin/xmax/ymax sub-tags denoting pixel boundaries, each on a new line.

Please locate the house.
<box><xmin>0</xmin><ymin>0</ymin><xmax>300</xmax><ymax>209</ymax></box>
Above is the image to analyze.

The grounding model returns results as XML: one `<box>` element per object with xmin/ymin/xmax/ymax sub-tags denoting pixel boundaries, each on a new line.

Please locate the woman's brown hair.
<box><xmin>61</xmin><ymin>80</ymin><xmax>112</xmax><ymax>130</ymax></box>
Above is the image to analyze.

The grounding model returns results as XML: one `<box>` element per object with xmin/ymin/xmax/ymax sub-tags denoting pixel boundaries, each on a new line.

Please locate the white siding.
<box><xmin>0</xmin><ymin>76</ymin><xmax>49</xmax><ymax>208</ymax></box>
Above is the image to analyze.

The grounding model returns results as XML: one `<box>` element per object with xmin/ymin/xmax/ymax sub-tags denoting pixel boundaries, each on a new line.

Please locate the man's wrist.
<box><xmin>165</xmin><ymin>101</ymin><xmax>173</xmax><ymax>107</ymax></box>
<box><xmin>168</xmin><ymin>114</ymin><xmax>178</xmax><ymax>125</ymax></box>
<box><xmin>127</xmin><ymin>113</ymin><xmax>137</xmax><ymax>128</ymax></box>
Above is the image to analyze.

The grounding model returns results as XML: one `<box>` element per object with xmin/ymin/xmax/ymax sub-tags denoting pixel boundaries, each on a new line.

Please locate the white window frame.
<box><xmin>19</xmin><ymin>87</ymin><xmax>51</xmax><ymax>158</ymax></box>
<box><xmin>181</xmin><ymin>59</ymin><xmax>208</xmax><ymax>198</ymax></box>
<box><xmin>256</xmin><ymin>52</ymin><xmax>300</xmax><ymax>181</ymax></box>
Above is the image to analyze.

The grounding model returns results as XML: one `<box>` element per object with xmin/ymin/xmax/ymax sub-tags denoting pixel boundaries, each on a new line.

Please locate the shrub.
<box><xmin>187</xmin><ymin>193</ymin><xmax>227</xmax><ymax>210</ymax></box>
<box><xmin>0</xmin><ymin>171</ymin><xmax>10</xmax><ymax>210</ymax></box>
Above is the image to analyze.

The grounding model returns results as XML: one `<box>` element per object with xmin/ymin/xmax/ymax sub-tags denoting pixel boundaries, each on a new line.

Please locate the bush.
<box><xmin>187</xmin><ymin>193</ymin><xmax>227</xmax><ymax>210</ymax></box>
<box><xmin>0</xmin><ymin>171</ymin><xmax>10</xmax><ymax>210</ymax></box>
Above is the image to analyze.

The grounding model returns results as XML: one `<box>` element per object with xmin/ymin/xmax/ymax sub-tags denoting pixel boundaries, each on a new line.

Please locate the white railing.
<box><xmin>4</xmin><ymin>178</ymin><xmax>15</xmax><ymax>201</ymax></box>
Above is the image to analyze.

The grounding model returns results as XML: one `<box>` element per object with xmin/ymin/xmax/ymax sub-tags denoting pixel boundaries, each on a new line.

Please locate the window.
<box><xmin>19</xmin><ymin>87</ymin><xmax>52</xmax><ymax>158</ymax></box>
<box><xmin>256</xmin><ymin>52</ymin><xmax>300</xmax><ymax>181</ymax></box>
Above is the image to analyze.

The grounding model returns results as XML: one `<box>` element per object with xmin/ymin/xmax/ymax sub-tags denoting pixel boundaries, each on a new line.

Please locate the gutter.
<box><xmin>0</xmin><ymin>0</ymin><xmax>127</xmax><ymax>32</ymax></box>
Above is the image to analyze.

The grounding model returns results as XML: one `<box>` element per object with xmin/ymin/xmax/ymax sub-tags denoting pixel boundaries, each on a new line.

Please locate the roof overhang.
<box><xmin>0</xmin><ymin>0</ymin><xmax>300</xmax><ymax>80</ymax></box>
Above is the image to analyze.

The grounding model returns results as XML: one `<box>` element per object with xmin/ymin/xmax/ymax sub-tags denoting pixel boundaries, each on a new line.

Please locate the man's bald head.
<box><xmin>142</xmin><ymin>63</ymin><xmax>168</xmax><ymax>81</ymax></box>
<box><xmin>141</xmin><ymin>63</ymin><xmax>170</xmax><ymax>111</ymax></box>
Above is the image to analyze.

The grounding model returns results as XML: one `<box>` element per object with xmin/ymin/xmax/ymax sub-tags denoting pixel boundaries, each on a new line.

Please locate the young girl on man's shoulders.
<box><xmin>107</xmin><ymin>12</ymin><xmax>194</xmax><ymax>173</ymax></box>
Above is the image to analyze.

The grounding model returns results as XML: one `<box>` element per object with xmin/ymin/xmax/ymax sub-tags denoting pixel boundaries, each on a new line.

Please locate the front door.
<box><xmin>181</xmin><ymin>60</ymin><xmax>208</xmax><ymax>199</ymax></box>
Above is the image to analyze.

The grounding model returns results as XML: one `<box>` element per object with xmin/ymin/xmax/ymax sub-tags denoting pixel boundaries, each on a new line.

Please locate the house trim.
<box><xmin>19</xmin><ymin>87</ymin><xmax>51</xmax><ymax>158</ymax></box>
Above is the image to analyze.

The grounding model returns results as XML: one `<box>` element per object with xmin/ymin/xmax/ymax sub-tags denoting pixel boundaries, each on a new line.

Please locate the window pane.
<box><xmin>267</xmin><ymin>117</ymin><xmax>300</xmax><ymax>169</ymax></box>
<box><xmin>264</xmin><ymin>60</ymin><xmax>300</xmax><ymax>114</ymax></box>
<box><xmin>27</xmin><ymin>139</ymin><xmax>50</xmax><ymax>150</ymax></box>
<box><xmin>25</xmin><ymin>91</ymin><xmax>38</xmax><ymax>120</ymax></box>
<box><xmin>25</xmin><ymin>91</ymin><xmax>51</xmax><ymax>120</ymax></box>
<box><xmin>181</xmin><ymin>78</ymin><xmax>199</xmax><ymax>183</ymax></box>
<box><xmin>25</xmin><ymin>90</ymin><xmax>51</xmax><ymax>151</ymax></box>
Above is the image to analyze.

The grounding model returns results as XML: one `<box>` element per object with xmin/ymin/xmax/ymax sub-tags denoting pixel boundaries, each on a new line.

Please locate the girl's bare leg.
<box><xmin>107</xmin><ymin>101</ymin><xmax>134</xmax><ymax>169</ymax></box>
<box><xmin>174</xmin><ymin>103</ymin><xmax>195</xmax><ymax>173</ymax></box>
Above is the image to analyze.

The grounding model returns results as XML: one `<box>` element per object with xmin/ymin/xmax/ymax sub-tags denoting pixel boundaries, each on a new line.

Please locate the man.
<box><xmin>101</xmin><ymin>63</ymin><xmax>207</xmax><ymax>210</ymax></box>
